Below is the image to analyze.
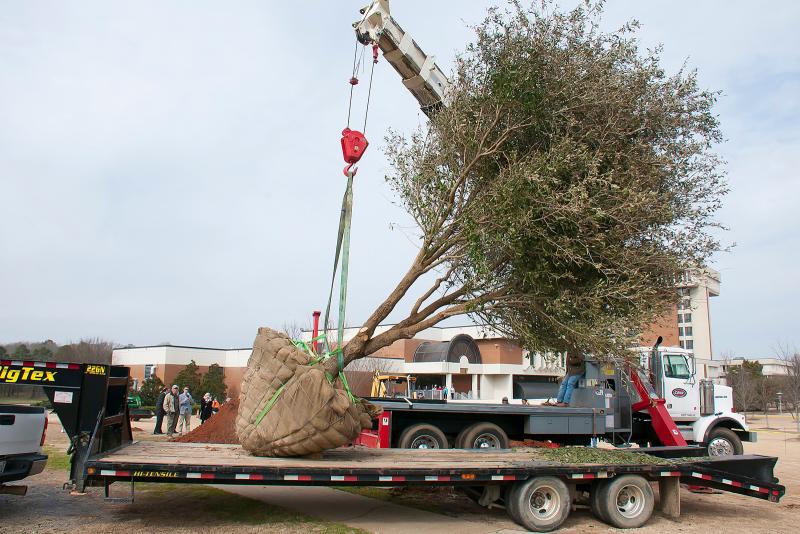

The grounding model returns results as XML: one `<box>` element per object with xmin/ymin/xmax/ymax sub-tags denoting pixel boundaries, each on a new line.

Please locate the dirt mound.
<box><xmin>173</xmin><ymin>398</ymin><xmax>239</xmax><ymax>444</ymax></box>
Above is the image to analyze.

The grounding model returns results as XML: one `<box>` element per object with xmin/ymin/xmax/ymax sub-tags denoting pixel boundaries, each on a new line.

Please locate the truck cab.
<box><xmin>635</xmin><ymin>346</ymin><xmax>754</xmax><ymax>455</ymax></box>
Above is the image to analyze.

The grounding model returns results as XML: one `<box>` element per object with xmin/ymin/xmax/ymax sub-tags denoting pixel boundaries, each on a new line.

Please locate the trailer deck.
<box><xmin>85</xmin><ymin>441</ymin><xmax>784</xmax><ymax>503</ymax></box>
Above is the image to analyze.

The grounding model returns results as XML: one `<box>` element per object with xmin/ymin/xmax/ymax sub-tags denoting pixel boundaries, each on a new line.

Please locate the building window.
<box><xmin>677</xmin><ymin>314</ymin><xmax>683</xmax><ymax>324</ymax></box>
<box><xmin>679</xmin><ymin>341</ymin><xmax>685</xmax><ymax>349</ymax></box>
<box><xmin>684</xmin><ymin>313</ymin><xmax>692</xmax><ymax>322</ymax></box>
<box><xmin>678</xmin><ymin>327</ymin><xmax>684</xmax><ymax>337</ymax></box>
<box><xmin>144</xmin><ymin>364</ymin><xmax>155</xmax><ymax>380</ymax></box>
<box><xmin>685</xmin><ymin>340</ymin><xmax>694</xmax><ymax>350</ymax></box>
<box><xmin>685</xmin><ymin>326</ymin><xmax>693</xmax><ymax>336</ymax></box>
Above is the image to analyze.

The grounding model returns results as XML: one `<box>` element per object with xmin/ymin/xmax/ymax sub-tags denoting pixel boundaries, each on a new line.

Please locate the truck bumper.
<box><xmin>735</xmin><ymin>430</ymin><xmax>757</xmax><ymax>443</ymax></box>
<box><xmin>0</xmin><ymin>453</ymin><xmax>48</xmax><ymax>484</ymax></box>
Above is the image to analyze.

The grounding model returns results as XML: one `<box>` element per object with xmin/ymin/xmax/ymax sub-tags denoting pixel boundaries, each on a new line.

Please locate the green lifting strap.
<box><xmin>322</xmin><ymin>171</ymin><xmax>355</xmax><ymax>370</ymax></box>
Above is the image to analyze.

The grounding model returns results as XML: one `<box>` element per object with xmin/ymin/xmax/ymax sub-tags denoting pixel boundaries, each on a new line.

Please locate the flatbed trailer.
<box><xmin>86</xmin><ymin>442</ymin><xmax>784</xmax><ymax>531</ymax></box>
<box><xmin>0</xmin><ymin>359</ymin><xmax>787</xmax><ymax>532</ymax></box>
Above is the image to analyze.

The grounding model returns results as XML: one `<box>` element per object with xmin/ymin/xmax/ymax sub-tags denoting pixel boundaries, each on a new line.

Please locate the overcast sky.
<box><xmin>1</xmin><ymin>1</ymin><xmax>798</xmax><ymax>357</ymax></box>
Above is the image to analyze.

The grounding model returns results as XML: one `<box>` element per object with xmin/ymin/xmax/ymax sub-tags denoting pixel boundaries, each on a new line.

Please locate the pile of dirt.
<box><xmin>173</xmin><ymin>398</ymin><xmax>239</xmax><ymax>444</ymax></box>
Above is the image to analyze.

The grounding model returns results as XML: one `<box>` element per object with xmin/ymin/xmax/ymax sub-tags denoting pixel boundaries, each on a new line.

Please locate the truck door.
<box><xmin>661</xmin><ymin>353</ymin><xmax>698</xmax><ymax>420</ymax></box>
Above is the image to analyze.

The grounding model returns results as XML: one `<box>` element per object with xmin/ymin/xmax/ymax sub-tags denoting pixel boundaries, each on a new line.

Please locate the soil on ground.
<box><xmin>172</xmin><ymin>398</ymin><xmax>239</xmax><ymax>444</ymax></box>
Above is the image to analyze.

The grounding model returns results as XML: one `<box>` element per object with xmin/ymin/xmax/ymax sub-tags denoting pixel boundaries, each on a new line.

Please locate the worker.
<box><xmin>549</xmin><ymin>349</ymin><xmax>586</xmax><ymax>407</ymax></box>
<box><xmin>153</xmin><ymin>386</ymin><xmax>168</xmax><ymax>435</ymax></box>
<box><xmin>200</xmin><ymin>392</ymin><xmax>213</xmax><ymax>424</ymax></box>
<box><xmin>211</xmin><ymin>397</ymin><xmax>220</xmax><ymax>413</ymax></box>
<box><xmin>178</xmin><ymin>386</ymin><xmax>194</xmax><ymax>434</ymax></box>
<box><xmin>163</xmin><ymin>385</ymin><xmax>179</xmax><ymax>437</ymax></box>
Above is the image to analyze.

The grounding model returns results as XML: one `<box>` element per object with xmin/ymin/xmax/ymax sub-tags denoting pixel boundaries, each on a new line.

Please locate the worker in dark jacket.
<box><xmin>153</xmin><ymin>386</ymin><xmax>168</xmax><ymax>435</ymax></box>
<box><xmin>200</xmin><ymin>392</ymin><xmax>213</xmax><ymax>424</ymax></box>
<box><xmin>550</xmin><ymin>350</ymin><xmax>585</xmax><ymax>407</ymax></box>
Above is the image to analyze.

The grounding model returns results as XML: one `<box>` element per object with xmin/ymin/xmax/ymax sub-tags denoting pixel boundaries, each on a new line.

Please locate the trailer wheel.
<box><xmin>508</xmin><ymin>476</ymin><xmax>571</xmax><ymax>532</ymax></box>
<box><xmin>705</xmin><ymin>427</ymin><xmax>743</xmax><ymax>456</ymax></box>
<box><xmin>456</xmin><ymin>422</ymin><xmax>509</xmax><ymax>449</ymax></box>
<box><xmin>596</xmin><ymin>475</ymin><xmax>654</xmax><ymax>529</ymax></box>
<box><xmin>397</xmin><ymin>424</ymin><xmax>448</xmax><ymax>449</ymax></box>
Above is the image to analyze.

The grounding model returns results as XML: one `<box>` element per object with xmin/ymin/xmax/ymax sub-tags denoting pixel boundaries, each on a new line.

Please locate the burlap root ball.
<box><xmin>236</xmin><ymin>327</ymin><xmax>378</xmax><ymax>457</ymax></box>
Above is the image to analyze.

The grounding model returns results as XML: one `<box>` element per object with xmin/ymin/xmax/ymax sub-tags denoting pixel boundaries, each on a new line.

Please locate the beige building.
<box><xmin>642</xmin><ymin>267</ymin><xmax>720</xmax><ymax>360</ymax></box>
<box><xmin>114</xmin><ymin>269</ymin><xmax>724</xmax><ymax>400</ymax></box>
<box><xmin>113</xmin><ymin>345</ymin><xmax>250</xmax><ymax>398</ymax></box>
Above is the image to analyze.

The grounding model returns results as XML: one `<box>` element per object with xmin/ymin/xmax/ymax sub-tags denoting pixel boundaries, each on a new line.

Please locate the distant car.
<box><xmin>0</xmin><ymin>404</ymin><xmax>48</xmax><ymax>494</ymax></box>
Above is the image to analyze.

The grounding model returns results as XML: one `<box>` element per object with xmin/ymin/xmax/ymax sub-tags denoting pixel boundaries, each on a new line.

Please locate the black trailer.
<box><xmin>0</xmin><ymin>359</ymin><xmax>787</xmax><ymax>532</ymax></box>
<box><xmin>86</xmin><ymin>443</ymin><xmax>784</xmax><ymax>531</ymax></box>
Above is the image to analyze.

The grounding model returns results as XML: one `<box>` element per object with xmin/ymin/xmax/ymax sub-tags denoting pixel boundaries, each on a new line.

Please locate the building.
<box><xmin>113</xmin><ymin>269</ymin><xmax>725</xmax><ymax>401</ymax></box>
<box><xmin>113</xmin><ymin>345</ymin><xmax>251</xmax><ymax>397</ymax></box>
<box><xmin>641</xmin><ymin>268</ymin><xmax>720</xmax><ymax>360</ymax></box>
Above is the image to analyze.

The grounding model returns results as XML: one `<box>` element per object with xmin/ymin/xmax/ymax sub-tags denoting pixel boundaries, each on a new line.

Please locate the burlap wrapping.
<box><xmin>236</xmin><ymin>327</ymin><xmax>378</xmax><ymax>457</ymax></box>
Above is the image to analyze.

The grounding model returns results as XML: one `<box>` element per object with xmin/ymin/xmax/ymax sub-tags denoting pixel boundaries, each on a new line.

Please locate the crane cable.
<box><xmin>253</xmin><ymin>40</ymin><xmax>380</xmax><ymax>426</ymax></box>
<box><xmin>321</xmin><ymin>40</ymin><xmax>380</xmax><ymax>383</ymax></box>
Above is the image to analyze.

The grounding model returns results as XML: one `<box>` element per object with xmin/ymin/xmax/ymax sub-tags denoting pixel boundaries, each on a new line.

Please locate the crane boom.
<box><xmin>353</xmin><ymin>0</ymin><xmax>450</xmax><ymax>115</ymax></box>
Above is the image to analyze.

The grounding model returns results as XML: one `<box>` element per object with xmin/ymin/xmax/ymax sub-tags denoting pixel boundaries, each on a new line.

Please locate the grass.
<box><xmin>134</xmin><ymin>484</ymin><xmax>369</xmax><ymax>533</ymax></box>
<box><xmin>42</xmin><ymin>444</ymin><xmax>72</xmax><ymax>470</ymax></box>
<box><xmin>333</xmin><ymin>486</ymin><xmax>454</xmax><ymax>514</ymax></box>
<box><xmin>334</xmin><ymin>485</ymin><xmax>394</xmax><ymax>501</ymax></box>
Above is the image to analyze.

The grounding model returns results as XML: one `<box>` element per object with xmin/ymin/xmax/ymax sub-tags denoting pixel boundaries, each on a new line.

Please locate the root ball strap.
<box><xmin>323</xmin><ymin>169</ymin><xmax>356</xmax><ymax>371</ymax></box>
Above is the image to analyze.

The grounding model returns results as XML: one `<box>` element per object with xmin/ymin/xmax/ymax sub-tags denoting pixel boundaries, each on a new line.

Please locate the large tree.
<box><xmin>327</xmin><ymin>1</ymin><xmax>726</xmax><ymax>373</ymax></box>
<box><xmin>239</xmin><ymin>1</ymin><xmax>728</xmax><ymax>457</ymax></box>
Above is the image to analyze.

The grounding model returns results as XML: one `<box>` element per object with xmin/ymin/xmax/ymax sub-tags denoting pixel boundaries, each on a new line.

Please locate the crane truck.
<box><xmin>358</xmin><ymin>344</ymin><xmax>754</xmax><ymax>456</ymax></box>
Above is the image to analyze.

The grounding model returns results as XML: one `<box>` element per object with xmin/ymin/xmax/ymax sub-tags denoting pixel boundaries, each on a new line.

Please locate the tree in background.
<box><xmin>0</xmin><ymin>346</ymin><xmax>6</xmax><ymax>357</ymax></box>
<box><xmin>199</xmin><ymin>363</ymin><xmax>227</xmax><ymax>401</ymax></box>
<box><xmin>175</xmin><ymin>360</ymin><xmax>202</xmax><ymax>394</ymax></box>
<box><xmin>775</xmin><ymin>343</ymin><xmax>800</xmax><ymax>432</ymax></box>
<box><xmin>32</xmin><ymin>345</ymin><xmax>53</xmax><ymax>359</ymax></box>
<box><xmin>13</xmin><ymin>344</ymin><xmax>30</xmax><ymax>359</ymax></box>
<box><xmin>726</xmin><ymin>359</ymin><xmax>762</xmax><ymax>419</ymax></box>
<box><xmin>138</xmin><ymin>376</ymin><xmax>165</xmax><ymax>406</ymax></box>
<box><xmin>55</xmin><ymin>338</ymin><xmax>115</xmax><ymax>364</ymax></box>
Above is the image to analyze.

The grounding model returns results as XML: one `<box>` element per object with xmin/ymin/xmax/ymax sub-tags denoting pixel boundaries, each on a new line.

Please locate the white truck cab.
<box><xmin>637</xmin><ymin>346</ymin><xmax>753</xmax><ymax>455</ymax></box>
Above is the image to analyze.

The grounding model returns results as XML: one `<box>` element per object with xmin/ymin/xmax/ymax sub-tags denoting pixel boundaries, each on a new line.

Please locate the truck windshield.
<box><xmin>664</xmin><ymin>354</ymin><xmax>691</xmax><ymax>379</ymax></box>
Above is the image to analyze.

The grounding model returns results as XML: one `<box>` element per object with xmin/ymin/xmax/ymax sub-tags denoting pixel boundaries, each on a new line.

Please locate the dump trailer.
<box><xmin>0</xmin><ymin>358</ymin><xmax>786</xmax><ymax>532</ymax></box>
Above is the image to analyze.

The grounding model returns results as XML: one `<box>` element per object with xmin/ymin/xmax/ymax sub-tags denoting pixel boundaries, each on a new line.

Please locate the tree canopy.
<box><xmin>200</xmin><ymin>363</ymin><xmax>227</xmax><ymax>401</ymax></box>
<box><xmin>334</xmin><ymin>1</ymin><xmax>726</xmax><ymax>369</ymax></box>
<box><xmin>174</xmin><ymin>360</ymin><xmax>202</xmax><ymax>394</ymax></box>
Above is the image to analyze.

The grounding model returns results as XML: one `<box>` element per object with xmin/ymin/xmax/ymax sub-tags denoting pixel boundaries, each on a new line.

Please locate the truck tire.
<box><xmin>705</xmin><ymin>427</ymin><xmax>743</xmax><ymax>456</ymax></box>
<box><xmin>456</xmin><ymin>422</ymin><xmax>509</xmax><ymax>449</ymax></box>
<box><xmin>596</xmin><ymin>475</ymin><xmax>654</xmax><ymax>529</ymax></box>
<box><xmin>397</xmin><ymin>424</ymin><xmax>448</xmax><ymax>449</ymax></box>
<box><xmin>589</xmin><ymin>481</ymin><xmax>609</xmax><ymax>523</ymax></box>
<box><xmin>508</xmin><ymin>476</ymin><xmax>571</xmax><ymax>532</ymax></box>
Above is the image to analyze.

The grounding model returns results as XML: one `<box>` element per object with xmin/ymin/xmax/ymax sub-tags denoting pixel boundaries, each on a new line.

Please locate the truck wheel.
<box><xmin>508</xmin><ymin>476</ymin><xmax>571</xmax><ymax>532</ymax></box>
<box><xmin>456</xmin><ymin>422</ymin><xmax>509</xmax><ymax>449</ymax></box>
<box><xmin>589</xmin><ymin>481</ymin><xmax>609</xmax><ymax>523</ymax></box>
<box><xmin>705</xmin><ymin>427</ymin><xmax>743</xmax><ymax>456</ymax></box>
<box><xmin>398</xmin><ymin>424</ymin><xmax>448</xmax><ymax>449</ymax></box>
<box><xmin>596</xmin><ymin>475</ymin><xmax>654</xmax><ymax>529</ymax></box>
